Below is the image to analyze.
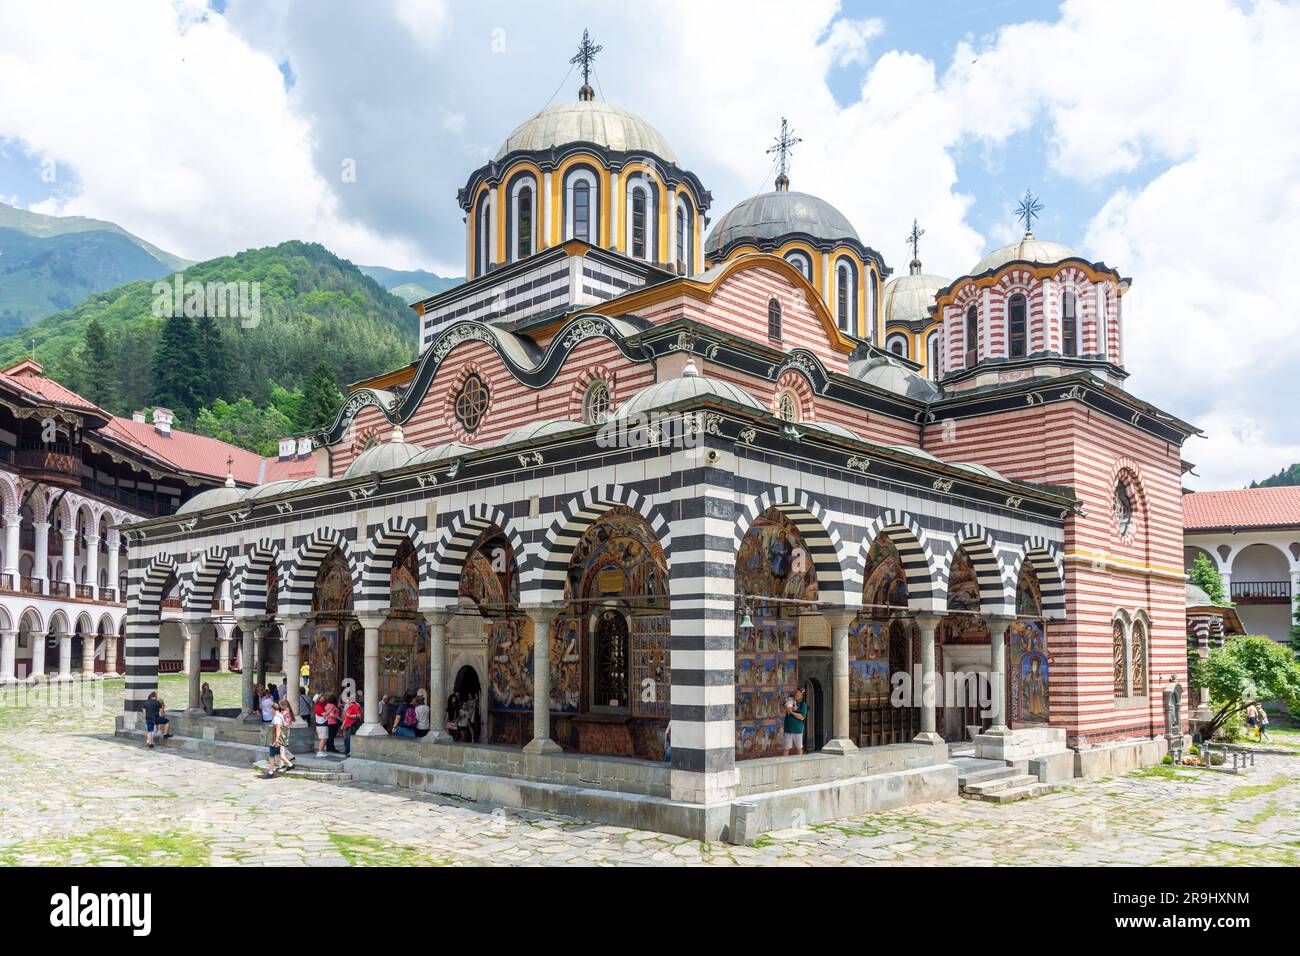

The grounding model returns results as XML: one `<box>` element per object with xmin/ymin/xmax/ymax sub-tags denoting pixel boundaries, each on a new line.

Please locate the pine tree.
<box><xmin>83</xmin><ymin>318</ymin><xmax>119</xmax><ymax>410</ymax></box>
<box><xmin>150</xmin><ymin>311</ymin><xmax>201</xmax><ymax>417</ymax></box>
<box><xmin>299</xmin><ymin>359</ymin><xmax>343</xmax><ymax>431</ymax></box>
<box><xmin>194</xmin><ymin>313</ymin><xmax>229</xmax><ymax>407</ymax></box>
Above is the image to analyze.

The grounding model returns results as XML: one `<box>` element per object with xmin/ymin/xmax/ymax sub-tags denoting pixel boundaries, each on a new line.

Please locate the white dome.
<box><xmin>612</xmin><ymin>362</ymin><xmax>764</xmax><ymax>419</ymax></box>
<box><xmin>343</xmin><ymin>428</ymin><xmax>425</xmax><ymax>479</ymax></box>
<box><xmin>970</xmin><ymin>236</ymin><xmax>1081</xmax><ymax>276</ymax></box>
<box><xmin>850</xmin><ymin>356</ymin><xmax>941</xmax><ymax>401</ymax></box>
<box><xmin>706</xmin><ymin>190</ymin><xmax>859</xmax><ymax>256</ymax></box>
<box><xmin>496</xmin><ymin>100</ymin><xmax>676</xmax><ymax>163</ymax></box>
<box><xmin>408</xmin><ymin>442</ymin><xmax>477</xmax><ymax>466</ymax></box>
<box><xmin>176</xmin><ymin>485</ymin><xmax>244</xmax><ymax>515</ymax></box>
<box><xmin>882</xmin><ymin>269</ymin><xmax>950</xmax><ymax>327</ymax></box>
<box><xmin>497</xmin><ymin>419</ymin><xmax>584</xmax><ymax>446</ymax></box>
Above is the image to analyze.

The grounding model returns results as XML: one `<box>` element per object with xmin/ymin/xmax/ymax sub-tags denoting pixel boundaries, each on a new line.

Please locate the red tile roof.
<box><xmin>1184</xmin><ymin>486</ymin><xmax>1300</xmax><ymax>531</ymax></box>
<box><xmin>103</xmin><ymin>416</ymin><xmax>269</xmax><ymax>483</ymax></box>
<box><xmin>1</xmin><ymin>366</ymin><xmax>106</xmax><ymax>414</ymax></box>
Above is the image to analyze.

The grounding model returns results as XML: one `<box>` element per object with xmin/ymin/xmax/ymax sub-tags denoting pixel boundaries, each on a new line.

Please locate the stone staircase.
<box><xmin>951</xmin><ymin>755</ymin><xmax>1056</xmax><ymax>804</ymax></box>
<box><xmin>249</xmin><ymin>758</ymin><xmax>353</xmax><ymax>782</ymax></box>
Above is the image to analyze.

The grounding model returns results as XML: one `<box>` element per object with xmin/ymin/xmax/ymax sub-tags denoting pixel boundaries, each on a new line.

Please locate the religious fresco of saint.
<box><xmin>734</xmin><ymin>509</ymin><xmax>813</xmax><ymax>759</ymax></box>
<box><xmin>562</xmin><ymin>506</ymin><xmax>668</xmax><ymax>608</ymax></box>
<box><xmin>378</xmin><ymin>540</ymin><xmax>429</xmax><ymax>701</ymax></box>
<box><xmin>1009</xmin><ymin>566</ymin><xmax>1049</xmax><ymax>725</ymax></box>
<box><xmin>306</xmin><ymin>549</ymin><xmax>355</xmax><ymax>695</ymax></box>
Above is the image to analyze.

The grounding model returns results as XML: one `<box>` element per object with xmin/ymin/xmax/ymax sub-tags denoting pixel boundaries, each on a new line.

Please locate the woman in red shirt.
<box><xmin>341</xmin><ymin>695</ymin><xmax>363</xmax><ymax>758</ymax></box>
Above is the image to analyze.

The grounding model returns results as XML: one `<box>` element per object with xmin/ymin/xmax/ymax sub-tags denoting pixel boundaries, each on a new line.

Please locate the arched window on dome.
<box><xmin>1008</xmin><ymin>293</ymin><xmax>1028</xmax><ymax>358</ymax></box>
<box><xmin>1062</xmin><ymin>290</ymin><xmax>1078</xmax><ymax>357</ymax></box>
<box><xmin>835</xmin><ymin>259</ymin><xmax>857</xmax><ymax>334</ymax></box>
<box><xmin>927</xmin><ymin>332</ymin><xmax>941</xmax><ymax>380</ymax></box>
<box><xmin>784</xmin><ymin>251</ymin><xmax>812</xmax><ymax>281</ymax></box>
<box><xmin>474</xmin><ymin>194</ymin><xmax>492</xmax><ymax>278</ymax></box>
<box><xmin>887</xmin><ymin>334</ymin><xmax>909</xmax><ymax>359</ymax></box>
<box><xmin>627</xmin><ymin>179</ymin><xmax>656</xmax><ymax>261</ymax></box>
<box><xmin>767</xmin><ymin>297</ymin><xmax>782</xmax><ymax>341</ymax></box>
<box><xmin>674</xmin><ymin>195</ymin><xmax>693</xmax><ymax>274</ymax></box>
<box><xmin>965</xmin><ymin>304</ymin><xmax>979</xmax><ymax>366</ymax></box>
<box><xmin>508</xmin><ymin>176</ymin><xmax>536</xmax><ymax>263</ymax></box>
<box><xmin>564</xmin><ymin>168</ymin><xmax>599</xmax><ymax>244</ymax></box>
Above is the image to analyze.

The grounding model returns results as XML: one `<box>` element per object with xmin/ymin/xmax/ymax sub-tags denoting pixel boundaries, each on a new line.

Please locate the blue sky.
<box><xmin>0</xmin><ymin>0</ymin><xmax>1297</xmax><ymax>490</ymax></box>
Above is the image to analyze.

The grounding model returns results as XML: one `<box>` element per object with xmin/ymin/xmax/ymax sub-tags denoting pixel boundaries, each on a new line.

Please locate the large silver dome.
<box><xmin>883</xmin><ymin>269</ymin><xmax>950</xmax><ymax>327</ymax></box>
<box><xmin>495</xmin><ymin>100</ymin><xmax>676</xmax><ymax>163</ymax></box>
<box><xmin>706</xmin><ymin>191</ymin><xmax>859</xmax><ymax>256</ymax></box>
<box><xmin>970</xmin><ymin>236</ymin><xmax>1080</xmax><ymax>276</ymax></box>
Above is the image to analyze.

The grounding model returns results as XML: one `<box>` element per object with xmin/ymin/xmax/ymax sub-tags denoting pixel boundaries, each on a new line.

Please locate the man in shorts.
<box><xmin>782</xmin><ymin>687</ymin><xmax>807</xmax><ymax>756</ymax></box>
<box><xmin>142</xmin><ymin>691</ymin><xmax>170</xmax><ymax>749</ymax></box>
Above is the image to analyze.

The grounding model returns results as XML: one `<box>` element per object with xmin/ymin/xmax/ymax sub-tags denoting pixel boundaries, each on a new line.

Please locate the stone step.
<box><xmin>957</xmin><ymin>766</ymin><xmax>1023</xmax><ymax>789</ymax></box>
<box><xmin>950</xmin><ymin>756</ymin><xmax>1006</xmax><ymax>772</ymax></box>
<box><xmin>964</xmin><ymin>781</ymin><xmax>1058</xmax><ymax>804</ymax></box>
<box><xmin>961</xmin><ymin>773</ymin><xmax>1039</xmax><ymax>796</ymax></box>
<box><xmin>249</xmin><ymin>763</ymin><xmax>353</xmax><ymax>782</ymax></box>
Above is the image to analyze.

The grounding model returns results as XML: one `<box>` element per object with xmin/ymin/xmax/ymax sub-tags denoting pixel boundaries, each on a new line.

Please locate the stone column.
<box><xmin>60</xmin><ymin>529</ymin><xmax>76</xmax><ymax>590</ymax></box>
<box><xmin>0</xmin><ymin>629</ymin><xmax>16</xmax><ymax>683</ymax></box>
<box><xmin>822</xmin><ymin>610</ymin><xmax>860</xmax><ymax>755</ymax></box>
<box><xmin>179</xmin><ymin>624</ymin><xmax>192</xmax><ymax>676</ymax></box>
<box><xmin>255</xmin><ymin>627</ymin><xmax>268</xmax><ymax>688</ymax></box>
<box><xmin>423</xmin><ymin>610</ymin><xmax>453</xmax><ymax>743</ymax></box>
<box><xmin>217</xmin><ymin>634</ymin><xmax>230</xmax><ymax>673</ymax></box>
<box><xmin>355</xmin><ymin>615</ymin><xmax>387</xmax><ymax>736</ymax></box>
<box><xmin>80</xmin><ymin>630</ymin><xmax>96</xmax><ymax>678</ymax></box>
<box><xmin>281</xmin><ymin>618</ymin><xmax>304</xmax><ymax>725</ymax></box>
<box><xmin>103</xmin><ymin>632</ymin><xmax>118</xmax><ymax>678</ymax></box>
<box><xmin>84</xmin><ymin>534</ymin><xmax>100</xmax><ymax>600</ymax></box>
<box><xmin>522</xmin><ymin>605</ymin><xmax>561</xmax><ymax>754</ymax></box>
<box><xmin>105</xmin><ymin>532</ymin><xmax>120</xmax><ymax>600</ymax></box>
<box><xmin>237</xmin><ymin>620</ymin><xmax>257</xmax><ymax>721</ymax></box>
<box><xmin>184</xmin><ymin>622</ymin><xmax>203</xmax><ymax>714</ymax></box>
<box><xmin>914</xmin><ymin>615</ymin><xmax>943</xmax><ymax>744</ymax></box>
<box><xmin>985</xmin><ymin>617</ymin><xmax>1014</xmax><ymax>735</ymax></box>
<box><xmin>32</xmin><ymin>520</ymin><xmax>49</xmax><ymax>592</ymax></box>
<box><xmin>29</xmin><ymin>631</ymin><xmax>46</xmax><ymax>681</ymax></box>
<box><xmin>2</xmin><ymin>514</ymin><xmax>20</xmax><ymax>587</ymax></box>
<box><xmin>54</xmin><ymin>631</ymin><xmax>72</xmax><ymax>681</ymax></box>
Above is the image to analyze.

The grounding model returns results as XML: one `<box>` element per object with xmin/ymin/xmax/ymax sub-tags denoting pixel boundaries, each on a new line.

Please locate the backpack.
<box><xmin>402</xmin><ymin>705</ymin><xmax>418</xmax><ymax>728</ymax></box>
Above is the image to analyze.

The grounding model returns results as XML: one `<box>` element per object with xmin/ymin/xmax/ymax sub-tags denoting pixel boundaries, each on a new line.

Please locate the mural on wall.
<box><xmin>630</xmin><ymin>614</ymin><xmax>671</xmax><ymax>718</ymax></box>
<box><xmin>389</xmin><ymin>539</ymin><xmax>420</xmax><ymax>611</ymax></box>
<box><xmin>564</xmin><ymin>506</ymin><xmax>668</xmax><ymax>608</ymax></box>
<box><xmin>862</xmin><ymin>536</ymin><xmax>908</xmax><ymax>613</ymax></box>
<box><xmin>550</xmin><ymin>616</ymin><xmax>581</xmax><ymax>713</ymax></box>
<box><xmin>306</xmin><ymin>549</ymin><xmax>355</xmax><ymax>695</ymax></box>
<box><xmin>308</xmin><ymin>623</ymin><xmax>341</xmax><ymax>696</ymax></box>
<box><xmin>848</xmin><ymin>620</ymin><xmax>892</xmax><ymax>702</ymax></box>
<box><xmin>488</xmin><ymin>616</ymin><xmax>532</xmax><ymax>713</ymax></box>
<box><xmin>1009</xmin><ymin>564</ymin><xmax>1049</xmax><ymax>724</ymax></box>
<box><xmin>459</xmin><ymin>531</ymin><xmax>518</xmax><ymax>612</ymax></box>
<box><xmin>312</xmin><ymin>549</ymin><xmax>354</xmax><ymax>615</ymax></box>
<box><xmin>378</xmin><ymin>622</ymin><xmax>429</xmax><ymax>701</ymax></box>
<box><xmin>941</xmin><ymin>549</ymin><xmax>989</xmax><ymax>644</ymax></box>
<box><xmin>265</xmin><ymin>565</ymin><xmax>278</xmax><ymax>615</ymax></box>
<box><xmin>736</xmin><ymin>508</ymin><xmax>819</xmax><ymax>609</ymax></box>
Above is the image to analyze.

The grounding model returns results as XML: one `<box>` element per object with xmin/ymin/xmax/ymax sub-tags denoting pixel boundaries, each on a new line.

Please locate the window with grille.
<box><xmin>1062</xmin><ymin>291</ymin><xmax>1077</xmax><ymax>356</ymax></box>
<box><xmin>631</xmin><ymin>188</ymin><xmax>648</xmax><ymax>259</ymax></box>
<box><xmin>573</xmin><ymin>180</ymin><xmax>591</xmax><ymax>241</ymax></box>
<box><xmin>965</xmin><ymin>305</ymin><xmax>979</xmax><ymax>366</ymax></box>
<box><xmin>767</xmin><ymin>297</ymin><xmax>782</xmax><ymax>340</ymax></box>
<box><xmin>777</xmin><ymin>390</ymin><xmax>800</xmax><ymax>423</ymax></box>
<box><xmin>453</xmin><ymin>373</ymin><xmax>489</xmax><ymax>433</ymax></box>
<box><xmin>1130</xmin><ymin>620</ymin><xmax>1146</xmax><ymax>695</ymax></box>
<box><xmin>1113</xmin><ymin>621</ymin><xmax>1128</xmax><ymax>698</ymax></box>
<box><xmin>582</xmin><ymin>380</ymin><xmax>611</xmax><ymax>425</ymax></box>
<box><xmin>1114</xmin><ymin>481</ymin><xmax>1134</xmax><ymax>536</ymax></box>
<box><xmin>516</xmin><ymin>185</ymin><xmax>532</xmax><ymax>260</ymax></box>
<box><xmin>593</xmin><ymin>609</ymin><xmax>629</xmax><ymax>710</ymax></box>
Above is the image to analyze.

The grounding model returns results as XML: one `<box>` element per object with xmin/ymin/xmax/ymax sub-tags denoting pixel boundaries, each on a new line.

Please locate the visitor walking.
<box><xmin>1245</xmin><ymin>702</ymin><xmax>1259</xmax><ymax>737</ymax></box>
<box><xmin>142</xmin><ymin>691</ymin><xmax>170</xmax><ymax>749</ymax></box>
<box><xmin>276</xmin><ymin>700</ymin><xmax>296</xmax><ymax>772</ymax></box>
<box><xmin>1257</xmin><ymin>703</ymin><xmax>1271</xmax><ymax>742</ymax></box>
<box><xmin>456</xmin><ymin>700</ymin><xmax>470</xmax><ymax>741</ymax></box>
<box><xmin>341</xmin><ymin>694</ymin><xmax>362</xmax><ymax>757</ymax></box>
<box><xmin>262</xmin><ymin>701</ymin><xmax>286</xmax><ymax>778</ymax></box>
<box><xmin>782</xmin><ymin>687</ymin><xmax>806</xmax><ymax>757</ymax></box>
<box><xmin>200</xmin><ymin>681</ymin><xmax>214</xmax><ymax>716</ymax></box>
<box><xmin>259</xmin><ymin>687</ymin><xmax>275</xmax><ymax>723</ymax></box>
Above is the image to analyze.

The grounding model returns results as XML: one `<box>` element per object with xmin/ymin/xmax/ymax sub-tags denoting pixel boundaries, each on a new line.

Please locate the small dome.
<box><xmin>970</xmin><ymin>235</ymin><xmax>1081</xmax><ymax>276</ymax></box>
<box><xmin>883</xmin><ymin>269</ymin><xmax>950</xmax><ymax>327</ymax></box>
<box><xmin>952</xmin><ymin>461</ymin><xmax>1007</xmax><ymax>482</ymax></box>
<box><xmin>497</xmin><ymin>419</ymin><xmax>584</xmax><ymax>446</ymax></box>
<box><xmin>343</xmin><ymin>426</ymin><xmax>425</xmax><ymax>479</ymax></box>
<box><xmin>706</xmin><ymin>191</ymin><xmax>859</xmax><ymax>256</ymax></box>
<box><xmin>495</xmin><ymin>100</ymin><xmax>676</xmax><ymax>163</ymax></box>
<box><xmin>612</xmin><ymin>361</ymin><xmax>764</xmax><ymax>419</ymax></box>
<box><xmin>803</xmin><ymin>421</ymin><xmax>862</xmax><ymax>441</ymax></box>
<box><xmin>242</xmin><ymin>480</ymin><xmax>299</xmax><ymax>500</ymax></box>
<box><xmin>176</xmin><ymin>485</ymin><xmax>244</xmax><ymax>515</ymax></box>
<box><xmin>850</xmin><ymin>355</ymin><xmax>941</xmax><ymax>401</ymax></box>
<box><xmin>407</xmin><ymin>442</ymin><xmax>477</xmax><ymax>466</ymax></box>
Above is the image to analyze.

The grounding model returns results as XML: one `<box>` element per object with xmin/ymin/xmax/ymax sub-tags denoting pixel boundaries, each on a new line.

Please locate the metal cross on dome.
<box><xmin>570</xmin><ymin>29</ymin><xmax>603</xmax><ymax>87</ymax></box>
<box><xmin>907</xmin><ymin>219</ymin><xmax>925</xmax><ymax>261</ymax></box>
<box><xmin>1015</xmin><ymin>189</ymin><xmax>1044</xmax><ymax>235</ymax></box>
<box><xmin>767</xmin><ymin>117</ymin><xmax>802</xmax><ymax>185</ymax></box>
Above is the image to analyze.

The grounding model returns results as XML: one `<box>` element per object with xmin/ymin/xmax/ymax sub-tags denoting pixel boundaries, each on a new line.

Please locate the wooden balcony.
<box><xmin>14</xmin><ymin>441</ymin><xmax>82</xmax><ymax>488</ymax></box>
<box><xmin>1230</xmin><ymin>580</ymin><xmax>1291</xmax><ymax>604</ymax></box>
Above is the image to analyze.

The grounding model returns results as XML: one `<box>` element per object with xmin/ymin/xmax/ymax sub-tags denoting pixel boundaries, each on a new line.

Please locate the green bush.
<box><xmin>1213</xmin><ymin>704</ymin><xmax>1244</xmax><ymax>742</ymax></box>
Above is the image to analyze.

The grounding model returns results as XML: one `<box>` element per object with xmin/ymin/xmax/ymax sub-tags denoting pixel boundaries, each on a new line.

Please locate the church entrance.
<box><xmin>850</xmin><ymin>536</ymin><xmax>921</xmax><ymax>747</ymax></box>
<box><xmin>306</xmin><ymin>548</ymin><xmax>361</xmax><ymax>697</ymax></box>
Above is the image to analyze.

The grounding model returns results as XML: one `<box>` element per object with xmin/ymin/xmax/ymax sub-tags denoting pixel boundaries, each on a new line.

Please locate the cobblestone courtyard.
<box><xmin>1</xmin><ymin>674</ymin><xmax>1297</xmax><ymax>866</ymax></box>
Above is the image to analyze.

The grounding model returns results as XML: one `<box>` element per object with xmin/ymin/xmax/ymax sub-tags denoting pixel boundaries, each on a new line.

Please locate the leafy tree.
<box><xmin>1188</xmin><ymin>635</ymin><xmax>1300</xmax><ymax>740</ymax></box>
<box><xmin>1251</xmin><ymin>463</ymin><xmax>1300</xmax><ymax>488</ymax></box>
<box><xmin>1188</xmin><ymin>552</ymin><xmax>1229</xmax><ymax>605</ymax></box>
<box><xmin>150</xmin><ymin>311</ymin><xmax>200</xmax><ymax>416</ymax></box>
<box><xmin>193</xmin><ymin>397</ymin><xmax>295</xmax><ymax>457</ymax></box>
<box><xmin>299</xmin><ymin>359</ymin><xmax>344</xmax><ymax>431</ymax></box>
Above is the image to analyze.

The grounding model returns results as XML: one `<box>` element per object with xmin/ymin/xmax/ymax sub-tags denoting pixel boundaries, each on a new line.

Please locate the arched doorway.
<box><xmin>938</xmin><ymin>548</ymin><xmax>990</xmax><ymax>739</ymax></box>
<box><xmin>849</xmin><ymin>535</ymin><xmax>920</xmax><ymax>746</ymax></box>
<box><xmin>453</xmin><ymin>664</ymin><xmax>482</xmax><ymax>741</ymax></box>
<box><xmin>734</xmin><ymin>507</ymin><xmax>818</xmax><ymax>759</ymax></box>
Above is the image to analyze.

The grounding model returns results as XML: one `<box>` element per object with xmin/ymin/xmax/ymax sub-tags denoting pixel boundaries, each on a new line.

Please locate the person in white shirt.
<box><xmin>414</xmin><ymin>692</ymin><xmax>432</xmax><ymax>738</ymax></box>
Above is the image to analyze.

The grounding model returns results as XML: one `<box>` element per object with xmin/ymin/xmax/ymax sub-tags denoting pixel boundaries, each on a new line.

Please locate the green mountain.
<box><xmin>0</xmin><ymin>227</ymin><xmax>174</xmax><ymax>335</ymax></box>
<box><xmin>0</xmin><ymin>241</ymin><xmax>418</xmax><ymax>438</ymax></box>
<box><xmin>358</xmin><ymin>264</ymin><xmax>461</xmax><ymax>303</ymax></box>
<box><xmin>0</xmin><ymin>201</ymin><xmax>190</xmax><ymax>270</ymax></box>
<box><xmin>1250</xmin><ymin>463</ymin><xmax>1300</xmax><ymax>488</ymax></box>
